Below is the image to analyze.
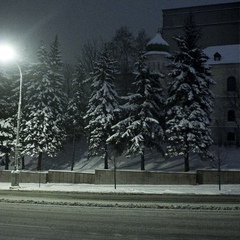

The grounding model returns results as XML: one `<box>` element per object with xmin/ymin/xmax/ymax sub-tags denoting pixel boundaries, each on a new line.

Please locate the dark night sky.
<box><xmin>0</xmin><ymin>0</ymin><xmax>238</xmax><ymax>64</ymax></box>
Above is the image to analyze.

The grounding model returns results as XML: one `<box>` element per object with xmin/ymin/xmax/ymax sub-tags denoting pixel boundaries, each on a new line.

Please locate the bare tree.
<box><xmin>110</xmin><ymin>26</ymin><xmax>135</xmax><ymax>74</ymax></box>
<box><xmin>80</xmin><ymin>39</ymin><xmax>99</xmax><ymax>75</ymax></box>
<box><xmin>211</xmin><ymin>145</ymin><xmax>228</xmax><ymax>190</ymax></box>
<box><xmin>135</xmin><ymin>29</ymin><xmax>150</xmax><ymax>53</ymax></box>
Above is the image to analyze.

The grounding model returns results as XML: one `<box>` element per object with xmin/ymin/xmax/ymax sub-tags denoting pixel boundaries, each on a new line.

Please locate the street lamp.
<box><xmin>0</xmin><ymin>44</ymin><xmax>22</xmax><ymax>187</ymax></box>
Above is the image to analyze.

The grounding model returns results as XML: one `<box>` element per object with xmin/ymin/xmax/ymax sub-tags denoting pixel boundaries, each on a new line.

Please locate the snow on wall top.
<box><xmin>203</xmin><ymin>44</ymin><xmax>240</xmax><ymax>65</ymax></box>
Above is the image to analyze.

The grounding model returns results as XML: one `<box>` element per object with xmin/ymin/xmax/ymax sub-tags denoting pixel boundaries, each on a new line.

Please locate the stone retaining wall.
<box><xmin>197</xmin><ymin>170</ymin><xmax>240</xmax><ymax>184</ymax></box>
<box><xmin>0</xmin><ymin>170</ymin><xmax>47</xmax><ymax>183</ymax></box>
<box><xmin>48</xmin><ymin>170</ymin><xmax>95</xmax><ymax>184</ymax></box>
<box><xmin>95</xmin><ymin>170</ymin><xmax>197</xmax><ymax>185</ymax></box>
<box><xmin>0</xmin><ymin>169</ymin><xmax>239</xmax><ymax>185</ymax></box>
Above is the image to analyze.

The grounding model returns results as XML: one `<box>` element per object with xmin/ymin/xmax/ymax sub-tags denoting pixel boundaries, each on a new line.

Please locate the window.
<box><xmin>214</xmin><ymin>52</ymin><xmax>221</xmax><ymax>61</ymax></box>
<box><xmin>228</xmin><ymin>110</ymin><xmax>235</xmax><ymax>122</ymax></box>
<box><xmin>227</xmin><ymin>76</ymin><xmax>236</xmax><ymax>92</ymax></box>
<box><xmin>152</xmin><ymin>62</ymin><xmax>155</xmax><ymax>69</ymax></box>
<box><xmin>227</xmin><ymin>132</ymin><xmax>235</xmax><ymax>142</ymax></box>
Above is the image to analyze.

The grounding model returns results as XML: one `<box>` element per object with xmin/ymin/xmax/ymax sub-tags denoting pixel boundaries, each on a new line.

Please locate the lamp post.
<box><xmin>0</xmin><ymin>44</ymin><xmax>22</xmax><ymax>187</ymax></box>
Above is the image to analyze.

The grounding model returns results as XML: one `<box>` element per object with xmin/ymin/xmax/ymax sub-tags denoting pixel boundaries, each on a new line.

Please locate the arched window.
<box><xmin>227</xmin><ymin>110</ymin><xmax>235</xmax><ymax>122</ymax></box>
<box><xmin>214</xmin><ymin>52</ymin><xmax>221</xmax><ymax>61</ymax></box>
<box><xmin>227</xmin><ymin>76</ymin><xmax>236</xmax><ymax>92</ymax></box>
<box><xmin>227</xmin><ymin>132</ymin><xmax>235</xmax><ymax>142</ymax></box>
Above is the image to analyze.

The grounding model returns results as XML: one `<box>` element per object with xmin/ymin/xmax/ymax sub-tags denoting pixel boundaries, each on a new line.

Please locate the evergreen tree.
<box><xmin>109</xmin><ymin>53</ymin><xmax>165</xmax><ymax>170</ymax></box>
<box><xmin>48</xmin><ymin>35</ymin><xmax>67</xmax><ymax>119</ymax></box>
<box><xmin>22</xmin><ymin>40</ymin><xmax>66</xmax><ymax>170</ymax></box>
<box><xmin>66</xmin><ymin>61</ymin><xmax>88</xmax><ymax>170</ymax></box>
<box><xmin>0</xmin><ymin>118</ymin><xmax>14</xmax><ymax>169</ymax></box>
<box><xmin>84</xmin><ymin>44</ymin><xmax>120</xmax><ymax>169</ymax></box>
<box><xmin>165</xmin><ymin>14</ymin><xmax>215</xmax><ymax>172</ymax></box>
<box><xmin>62</xmin><ymin>63</ymin><xmax>75</xmax><ymax>104</ymax></box>
<box><xmin>0</xmin><ymin>69</ymin><xmax>15</xmax><ymax>169</ymax></box>
<box><xmin>66</xmin><ymin>61</ymin><xmax>87</xmax><ymax>135</ymax></box>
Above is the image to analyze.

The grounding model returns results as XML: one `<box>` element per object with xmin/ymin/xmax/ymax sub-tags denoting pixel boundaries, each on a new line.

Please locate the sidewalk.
<box><xmin>0</xmin><ymin>182</ymin><xmax>240</xmax><ymax>195</ymax></box>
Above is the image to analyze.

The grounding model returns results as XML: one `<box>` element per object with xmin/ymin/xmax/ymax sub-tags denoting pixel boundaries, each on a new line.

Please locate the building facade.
<box><xmin>145</xmin><ymin>2</ymin><xmax>240</xmax><ymax>145</ymax></box>
<box><xmin>203</xmin><ymin>45</ymin><xmax>240</xmax><ymax>145</ymax></box>
<box><xmin>162</xmin><ymin>2</ymin><xmax>240</xmax><ymax>50</ymax></box>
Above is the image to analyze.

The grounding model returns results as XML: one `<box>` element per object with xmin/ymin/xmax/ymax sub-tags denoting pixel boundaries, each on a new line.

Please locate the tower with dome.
<box><xmin>144</xmin><ymin>31</ymin><xmax>170</xmax><ymax>74</ymax></box>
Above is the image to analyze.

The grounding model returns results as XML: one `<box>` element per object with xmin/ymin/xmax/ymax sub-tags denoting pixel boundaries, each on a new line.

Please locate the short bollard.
<box><xmin>11</xmin><ymin>170</ymin><xmax>20</xmax><ymax>187</ymax></box>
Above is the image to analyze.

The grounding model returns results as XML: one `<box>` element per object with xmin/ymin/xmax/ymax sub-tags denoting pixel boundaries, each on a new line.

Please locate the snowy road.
<box><xmin>0</xmin><ymin>189</ymin><xmax>240</xmax><ymax>210</ymax></box>
<box><xmin>0</xmin><ymin>202</ymin><xmax>239</xmax><ymax>240</ymax></box>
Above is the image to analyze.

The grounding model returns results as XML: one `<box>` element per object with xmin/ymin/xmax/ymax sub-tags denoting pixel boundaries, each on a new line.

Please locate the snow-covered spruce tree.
<box><xmin>165</xmin><ymin>14</ymin><xmax>215</xmax><ymax>172</ymax></box>
<box><xmin>0</xmin><ymin>118</ymin><xmax>14</xmax><ymax>169</ymax></box>
<box><xmin>84</xmin><ymin>44</ymin><xmax>120</xmax><ymax>169</ymax></box>
<box><xmin>22</xmin><ymin>40</ymin><xmax>66</xmax><ymax>171</ymax></box>
<box><xmin>66</xmin><ymin>61</ymin><xmax>88</xmax><ymax>170</ymax></box>
<box><xmin>109</xmin><ymin>53</ymin><xmax>165</xmax><ymax>170</ymax></box>
<box><xmin>48</xmin><ymin>35</ymin><xmax>67</xmax><ymax>120</ymax></box>
<box><xmin>0</xmin><ymin>69</ymin><xmax>15</xmax><ymax>169</ymax></box>
<box><xmin>66</xmin><ymin>61</ymin><xmax>88</xmax><ymax>135</ymax></box>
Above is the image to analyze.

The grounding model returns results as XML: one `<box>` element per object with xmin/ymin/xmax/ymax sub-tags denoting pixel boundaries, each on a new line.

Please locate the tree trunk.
<box><xmin>37</xmin><ymin>152</ymin><xmax>42</xmax><ymax>171</ymax></box>
<box><xmin>5</xmin><ymin>153</ymin><xmax>9</xmax><ymax>170</ymax></box>
<box><xmin>184</xmin><ymin>151</ymin><xmax>190</xmax><ymax>172</ymax></box>
<box><xmin>21</xmin><ymin>156</ymin><xmax>25</xmax><ymax>170</ymax></box>
<box><xmin>104</xmin><ymin>142</ymin><xmax>108</xmax><ymax>169</ymax></box>
<box><xmin>87</xmin><ymin>137</ymin><xmax>91</xmax><ymax>161</ymax></box>
<box><xmin>71</xmin><ymin>126</ymin><xmax>76</xmax><ymax>171</ymax></box>
<box><xmin>141</xmin><ymin>150</ymin><xmax>145</xmax><ymax>171</ymax></box>
<box><xmin>218</xmin><ymin>155</ymin><xmax>221</xmax><ymax>191</ymax></box>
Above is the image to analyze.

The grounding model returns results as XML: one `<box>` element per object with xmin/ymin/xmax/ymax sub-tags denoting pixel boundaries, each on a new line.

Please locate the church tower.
<box><xmin>144</xmin><ymin>31</ymin><xmax>170</xmax><ymax>74</ymax></box>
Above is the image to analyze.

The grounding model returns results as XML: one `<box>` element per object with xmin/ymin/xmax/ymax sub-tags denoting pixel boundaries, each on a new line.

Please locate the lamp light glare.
<box><xmin>0</xmin><ymin>44</ymin><xmax>16</xmax><ymax>62</ymax></box>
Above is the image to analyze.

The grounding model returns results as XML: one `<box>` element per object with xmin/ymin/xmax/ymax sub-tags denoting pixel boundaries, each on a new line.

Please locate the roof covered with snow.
<box><xmin>203</xmin><ymin>44</ymin><xmax>240</xmax><ymax>65</ymax></box>
<box><xmin>146</xmin><ymin>32</ymin><xmax>169</xmax><ymax>53</ymax></box>
<box><xmin>147</xmin><ymin>32</ymin><xmax>169</xmax><ymax>46</ymax></box>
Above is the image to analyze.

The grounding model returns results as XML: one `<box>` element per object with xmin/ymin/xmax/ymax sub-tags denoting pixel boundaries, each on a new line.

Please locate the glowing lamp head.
<box><xmin>0</xmin><ymin>44</ymin><xmax>16</xmax><ymax>63</ymax></box>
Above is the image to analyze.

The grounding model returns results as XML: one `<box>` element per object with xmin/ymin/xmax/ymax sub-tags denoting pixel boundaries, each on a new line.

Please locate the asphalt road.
<box><xmin>0</xmin><ymin>202</ymin><xmax>240</xmax><ymax>240</ymax></box>
<box><xmin>0</xmin><ymin>190</ymin><xmax>240</xmax><ymax>209</ymax></box>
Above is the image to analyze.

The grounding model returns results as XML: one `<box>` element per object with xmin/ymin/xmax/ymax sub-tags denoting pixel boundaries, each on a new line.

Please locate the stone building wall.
<box><xmin>211</xmin><ymin>63</ymin><xmax>240</xmax><ymax>145</ymax></box>
<box><xmin>162</xmin><ymin>2</ymin><xmax>240</xmax><ymax>51</ymax></box>
<box><xmin>161</xmin><ymin>2</ymin><xmax>240</xmax><ymax>145</ymax></box>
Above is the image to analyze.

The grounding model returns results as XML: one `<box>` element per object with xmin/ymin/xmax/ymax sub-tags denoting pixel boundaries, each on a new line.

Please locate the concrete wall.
<box><xmin>0</xmin><ymin>170</ymin><xmax>95</xmax><ymax>184</ymax></box>
<box><xmin>1</xmin><ymin>169</ymin><xmax>240</xmax><ymax>185</ymax></box>
<box><xmin>0</xmin><ymin>170</ymin><xmax>47</xmax><ymax>183</ymax></box>
<box><xmin>0</xmin><ymin>170</ymin><xmax>11</xmax><ymax>182</ymax></box>
<box><xmin>48</xmin><ymin>170</ymin><xmax>95</xmax><ymax>184</ymax></box>
<box><xmin>95</xmin><ymin>170</ymin><xmax>197</xmax><ymax>185</ymax></box>
<box><xmin>197</xmin><ymin>170</ymin><xmax>240</xmax><ymax>184</ymax></box>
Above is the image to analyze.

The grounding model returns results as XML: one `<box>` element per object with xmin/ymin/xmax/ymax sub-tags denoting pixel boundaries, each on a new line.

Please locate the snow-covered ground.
<box><xmin>1</xmin><ymin>139</ymin><xmax>240</xmax><ymax>189</ymax></box>
<box><xmin>1</xmin><ymin>141</ymin><xmax>239</xmax><ymax>196</ymax></box>
<box><xmin>12</xmin><ymin>140</ymin><xmax>240</xmax><ymax>172</ymax></box>
<box><xmin>0</xmin><ymin>183</ymin><xmax>239</xmax><ymax>195</ymax></box>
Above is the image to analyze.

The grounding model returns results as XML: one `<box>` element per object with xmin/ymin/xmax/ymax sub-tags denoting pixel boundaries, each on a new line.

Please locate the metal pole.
<box><xmin>15</xmin><ymin>63</ymin><xmax>22</xmax><ymax>170</ymax></box>
<box><xmin>11</xmin><ymin>63</ymin><xmax>22</xmax><ymax>187</ymax></box>
<box><xmin>114</xmin><ymin>157</ymin><xmax>116</xmax><ymax>190</ymax></box>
